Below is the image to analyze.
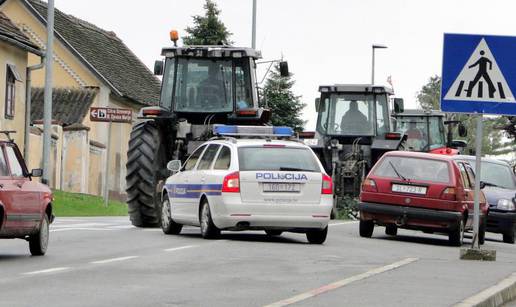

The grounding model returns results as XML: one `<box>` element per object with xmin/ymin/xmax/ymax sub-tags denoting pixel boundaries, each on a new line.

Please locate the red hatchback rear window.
<box><xmin>374</xmin><ymin>156</ymin><xmax>450</xmax><ymax>183</ymax></box>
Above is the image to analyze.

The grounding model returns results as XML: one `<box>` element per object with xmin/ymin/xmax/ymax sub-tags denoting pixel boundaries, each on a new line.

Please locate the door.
<box><xmin>194</xmin><ymin>144</ymin><xmax>221</xmax><ymax>221</ymax></box>
<box><xmin>238</xmin><ymin>146</ymin><xmax>323</xmax><ymax>206</ymax></box>
<box><xmin>0</xmin><ymin>144</ymin><xmax>17</xmax><ymax>232</ymax></box>
<box><xmin>457</xmin><ymin>162</ymin><xmax>474</xmax><ymax>227</ymax></box>
<box><xmin>465</xmin><ymin>164</ymin><xmax>484</xmax><ymax>227</ymax></box>
<box><xmin>4</xmin><ymin>145</ymin><xmax>40</xmax><ymax>229</ymax></box>
<box><xmin>169</xmin><ymin>145</ymin><xmax>206</xmax><ymax>224</ymax></box>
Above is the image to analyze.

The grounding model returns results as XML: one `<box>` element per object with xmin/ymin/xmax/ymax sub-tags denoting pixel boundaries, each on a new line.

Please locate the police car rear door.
<box><xmin>238</xmin><ymin>144</ymin><xmax>323</xmax><ymax>204</ymax></box>
<box><xmin>194</xmin><ymin>144</ymin><xmax>221</xmax><ymax>219</ymax></box>
<box><xmin>170</xmin><ymin>145</ymin><xmax>206</xmax><ymax>223</ymax></box>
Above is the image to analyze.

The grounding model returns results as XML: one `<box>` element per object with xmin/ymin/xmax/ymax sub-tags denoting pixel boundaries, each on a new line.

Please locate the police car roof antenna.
<box><xmin>0</xmin><ymin>130</ymin><xmax>16</xmax><ymax>142</ymax></box>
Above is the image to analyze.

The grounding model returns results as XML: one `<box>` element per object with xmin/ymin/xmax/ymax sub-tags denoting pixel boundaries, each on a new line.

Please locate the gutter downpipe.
<box><xmin>24</xmin><ymin>56</ymin><xmax>45</xmax><ymax>161</ymax></box>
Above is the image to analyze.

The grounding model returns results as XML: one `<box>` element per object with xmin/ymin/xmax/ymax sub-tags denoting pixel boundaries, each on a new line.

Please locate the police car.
<box><xmin>161</xmin><ymin>125</ymin><xmax>333</xmax><ymax>244</ymax></box>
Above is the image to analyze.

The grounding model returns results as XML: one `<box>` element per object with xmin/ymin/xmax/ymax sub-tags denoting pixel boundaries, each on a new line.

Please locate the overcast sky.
<box><xmin>57</xmin><ymin>0</ymin><xmax>516</xmax><ymax>129</ymax></box>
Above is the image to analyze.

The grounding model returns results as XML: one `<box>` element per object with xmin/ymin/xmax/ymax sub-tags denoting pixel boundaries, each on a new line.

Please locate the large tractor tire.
<box><xmin>126</xmin><ymin>121</ymin><xmax>167</xmax><ymax>227</ymax></box>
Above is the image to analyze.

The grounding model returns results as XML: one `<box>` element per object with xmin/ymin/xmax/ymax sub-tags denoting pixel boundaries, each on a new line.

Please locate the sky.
<box><xmin>56</xmin><ymin>0</ymin><xmax>516</xmax><ymax>130</ymax></box>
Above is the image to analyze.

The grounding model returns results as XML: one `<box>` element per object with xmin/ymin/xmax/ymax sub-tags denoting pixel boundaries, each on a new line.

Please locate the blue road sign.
<box><xmin>441</xmin><ymin>33</ymin><xmax>516</xmax><ymax>115</ymax></box>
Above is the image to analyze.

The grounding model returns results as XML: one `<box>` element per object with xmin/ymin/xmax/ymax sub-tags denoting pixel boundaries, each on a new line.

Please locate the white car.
<box><xmin>161</xmin><ymin>125</ymin><xmax>333</xmax><ymax>244</ymax></box>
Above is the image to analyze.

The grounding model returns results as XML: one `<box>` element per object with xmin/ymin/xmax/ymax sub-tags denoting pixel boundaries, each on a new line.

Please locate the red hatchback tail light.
<box><xmin>222</xmin><ymin>171</ymin><xmax>240</xmax><ymax>193</ymax></box>
<box><xmin>361</xmin><ymin>178</ymin><xmax>377</xmax><ymax>192</ymax></box>
<box><xmin>440</xmin><ymin>187</ymin><xmax>457</xmax><ymax>201</ymax></box>
<box><xmin>322</xmin><ymin>174</ymin><xmax>333</xmax><ymax>194</ymax></box>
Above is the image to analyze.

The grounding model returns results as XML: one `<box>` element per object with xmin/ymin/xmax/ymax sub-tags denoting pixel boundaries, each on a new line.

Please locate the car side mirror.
<box><xmin>458</xmin><ymin>123</ymin><xmax>467</xmax><ymax>137</ymax></box>
<box><xmin>315</xmin><ymin>98</ymin><xmax>321</xmax><ymax>112</ymax></box>
<box><xmin>167</xmin><ymin>160</ymin><xmax>182</xmax><ymax>173</ymax></box>
<box><xmin>30</xmin><ymin>168</ymin><xmax>43</xmax><ymax>177</ymax></box>
<box><xmin>154</xmin><ymin>60</ymin><xmax>164</xmax><ymax>76</ymax></box>
<box><xmin>393</xmin><ymin>98</ymin><xmax>404</xmax><ymax>113</ymax></box>
<box><xmin>479</xmin><ymin>181</ymin><xmax>487</xmax><ymax>189</ymax></box>
<box><xmin>450</xmin><ymin>140</ymin><xmax>467</xmax><ymax>148</ymax></box>
<box><xmin>279</xmin><ymin>61</ymin><xmax>289</xmax><ymax>77</ymax></box>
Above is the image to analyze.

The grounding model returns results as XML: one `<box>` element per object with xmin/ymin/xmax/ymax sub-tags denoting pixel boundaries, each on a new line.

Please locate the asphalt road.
<box><xmin>0</xmin><ymin>217</ymin><xmax>515</xmax><ymax>307</ymax></box>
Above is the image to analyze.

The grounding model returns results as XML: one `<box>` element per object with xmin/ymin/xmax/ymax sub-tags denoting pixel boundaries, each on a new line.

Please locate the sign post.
<box><xmin>440</xmin><ymin>33</ymin><xmax>516</xmax><ymax>260</ymax></box>
<box><xmin>90</xmin><ymin>107</ymin><xmax>132</xmax><ymax>206</ymax></box>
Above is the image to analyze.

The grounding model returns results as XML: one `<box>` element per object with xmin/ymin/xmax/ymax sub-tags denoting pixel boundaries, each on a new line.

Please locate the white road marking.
<box><xmin>52</xmin><ymin>223</ymin><xmax>112</xmax><ymax>228</ymax></box>
<box><xmin>263</xmin><ymin>257</ymin><xmax>418</xmax><ymax>307</ymax></box>
<box><xmin>164</xmin><ymin>245</ymin><xmax>198</xmax><ymax>252</ymax></box>
<box><xmin>90</xmin><ymin>256</ymin><xmax>139</xmax><ymax>264</ymax></box>
<box><xmin>50</xmin><ymin>227</ymin><xmax>117</xmax><ymax>232</ymax></box>
<box><xmin>328</xmin><ymin>221</ymin><xmax>358</xmax><ymax>227</ymax></box>
<box><xmin>108</xmin><ymin>225</ymin><xmax>135</xmax><ymax>229</ymax></box>
<box><xmin>23</xmin><ymin>267</ymin><xmax>71</xmax><ymax>275</ymax></box>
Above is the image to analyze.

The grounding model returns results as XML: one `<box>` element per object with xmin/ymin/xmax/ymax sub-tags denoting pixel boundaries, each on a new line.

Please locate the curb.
<box><xmin>455</xmin><ymin>272</ymin><xmax>516</xmax><ymax>307</ymax></box>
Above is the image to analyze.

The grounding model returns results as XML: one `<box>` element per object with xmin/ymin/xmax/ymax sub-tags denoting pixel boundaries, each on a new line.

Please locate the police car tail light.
<box><xmin>361</xmin><ymin>178</ymin><xmax>377</xmax><ymax>192</ymax></box>
<box><xmin>322</xmin><ymin>174</ymin><xmax>333</xmax><ymax>194</ymax></box>
<box><xmin>440</xmin><ymin>187</ymin><xmax>457</xmax><ymax>201</ymax></box>
<box><xmin>222</xmin><ymin>171</ymin><xmax>240</xmax><ymax>193</ymax></box>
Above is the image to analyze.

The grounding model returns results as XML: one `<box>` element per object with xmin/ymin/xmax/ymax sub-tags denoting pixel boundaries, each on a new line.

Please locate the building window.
<box><xmin>5</xmin><ymin>65</ymin><xmax>16</xmax><ymax>119</ymax></box>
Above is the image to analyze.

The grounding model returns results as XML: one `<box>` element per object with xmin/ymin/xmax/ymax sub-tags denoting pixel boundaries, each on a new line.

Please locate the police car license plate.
<box><xmin>392</xmin><ymin>184</ymin><xmax>427</xmax><ymax>195</ymax></box>
<box><xmin>263</xmin><ymin>183</ymin><xmax>300</xmax><ymax>193</ymax></box>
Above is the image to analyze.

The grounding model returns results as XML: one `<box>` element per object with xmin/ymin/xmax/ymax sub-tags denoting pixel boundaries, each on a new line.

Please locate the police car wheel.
<box><xmin>161</xmin><ymin>197</ymin><xmax>182</xmax><ymax>235</ymax></box>
<box><xmin>306</xmin><ymin>226</ymin><xmax>328</xmax><ymax>244</ymax></box>
<box><xmin>200</xmin><ymin>200</ymin><xmax>220</xmax><ymax>239</ymax></box>
<box><xmin>265</xmin><ymin>230</ymin><xmax>283</xmax><ymax>236</ymax></box>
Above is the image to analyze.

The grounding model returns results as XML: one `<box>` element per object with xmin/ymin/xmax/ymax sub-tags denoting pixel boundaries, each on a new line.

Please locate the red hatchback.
<box><xmin>359</xmin><ymin>151</ymin><xmax>487</xmax><ymax>246</ymax></box>
<box><xmin>0</xmin><ymin>138</ymin><xmax>53</xmax><ymax>255</ymax></box>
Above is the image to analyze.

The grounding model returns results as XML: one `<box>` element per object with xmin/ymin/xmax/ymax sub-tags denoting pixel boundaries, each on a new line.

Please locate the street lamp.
<box><xmin>371</xmin><ymin>44</ymin><xmax>387</xmax><ymax>85</ymax></box>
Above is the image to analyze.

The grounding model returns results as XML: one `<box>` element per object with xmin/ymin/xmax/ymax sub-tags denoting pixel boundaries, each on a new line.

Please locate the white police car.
<box><xmin>161</xmin><ymin>125</ymin><xmax>333</xmax><ymax>244</ymax></box>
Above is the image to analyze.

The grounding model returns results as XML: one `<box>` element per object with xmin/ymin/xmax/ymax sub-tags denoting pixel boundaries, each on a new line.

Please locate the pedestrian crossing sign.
<box><xmin>441</xmin><ymin>33</ymin><xmax>516</xmax><ymax>115</ymax></box>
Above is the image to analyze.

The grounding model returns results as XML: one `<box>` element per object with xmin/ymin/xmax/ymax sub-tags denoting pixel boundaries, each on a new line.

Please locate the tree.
<box><xmin>183</xmin><ymin>0</ymin><xmax>232</xmax><ymax>45</ymax></box>
<box><xmin>261</xmin><ymin>65</ymin><xmax>306</xmax><ymax>132</ymax></box>
<box><xmin>416</xmin><ymin>76</ymin><xmax>505</xmax><ymax>155</ymax></box>
<box><xmin>416</xmin><ymin>75</ymin><xmax>441</xmax><ymax>110</ymax></box>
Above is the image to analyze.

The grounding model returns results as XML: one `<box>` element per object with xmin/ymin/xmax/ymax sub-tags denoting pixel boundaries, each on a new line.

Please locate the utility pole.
<box><xmin>42</xmin><ymin>0</ymin><xmax>54</xmax><ymax>184</ymax></box>
<box><xmin>252</xmin><ymin>0</ymin><xmax>257</xmax><ymax>49</ymax></box>
<box><xmin>371</xmin><ymin>44</ymin><xmax>387</xmax><ymax>85</ymax></box>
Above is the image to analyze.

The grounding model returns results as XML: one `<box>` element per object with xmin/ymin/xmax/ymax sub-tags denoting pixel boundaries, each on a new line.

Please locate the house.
<box><xmin>0</xmin><ymin>11</ymin><xmax>41</xmax><ymax>150</ymax></box>
<box><xmin>0</xmin><ymin>0</ymin><xmax>161</xmax><ymax>199</ymax></box>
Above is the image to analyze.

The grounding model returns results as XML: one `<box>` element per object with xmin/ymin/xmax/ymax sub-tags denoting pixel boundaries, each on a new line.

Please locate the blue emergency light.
<box><xmin>213</xmin><ymin>125</ymin><xmax>294</xmax><ymax>137</ymax></box>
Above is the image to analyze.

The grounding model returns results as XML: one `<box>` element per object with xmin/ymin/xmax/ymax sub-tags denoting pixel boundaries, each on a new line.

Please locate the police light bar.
<box><xmin>213</xmin><ymin>125</ymin><xmax>294</xmax><ymax>137</ymax></box>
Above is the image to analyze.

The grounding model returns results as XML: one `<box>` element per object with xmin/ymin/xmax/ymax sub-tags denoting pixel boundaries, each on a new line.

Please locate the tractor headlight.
<box><xmin>497</xmin><ymin>199</ymin><xmax>516</xmax><ymax>211</ymax></box>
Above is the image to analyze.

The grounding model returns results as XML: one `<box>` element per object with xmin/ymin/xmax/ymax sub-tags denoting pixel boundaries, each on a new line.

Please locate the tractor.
<box><xmin>300</xmin><ymin>84</ymin><xmax>405</xmax><ymax>218</ymax></box>
<box><xmin>392</xmin><ymin>109</ymin><xmax>468</xmax><ymax>155</ymax></box>
<box><xmin>126</xmin><ymin>33</ymin><xmax>288</xmax><ymax>227</ymax></box>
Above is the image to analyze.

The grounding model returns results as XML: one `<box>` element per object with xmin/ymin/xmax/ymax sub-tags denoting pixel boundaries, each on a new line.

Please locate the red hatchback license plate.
<box><xmin>391</xmin><ymin>184</ymin><xmax>427</xmax><ymax>195</ymax></box>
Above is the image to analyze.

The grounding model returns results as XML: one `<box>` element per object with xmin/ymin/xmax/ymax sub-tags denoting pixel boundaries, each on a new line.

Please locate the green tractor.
<box><xmin>300</xmin><ymin>84</ymin><xmax>405</xmax><ymax>217</ymax></box>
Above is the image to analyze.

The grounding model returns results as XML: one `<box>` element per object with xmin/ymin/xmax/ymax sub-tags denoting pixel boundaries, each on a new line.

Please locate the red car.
<box><xmin>0</xmin><ymin>136</ymin><xmax>53</xmax><ymax>255</ymax></box>
<box><xmin>359</xmin><ymin>151</ymin><xmax>487</xmax><ymax>246</ymax></box>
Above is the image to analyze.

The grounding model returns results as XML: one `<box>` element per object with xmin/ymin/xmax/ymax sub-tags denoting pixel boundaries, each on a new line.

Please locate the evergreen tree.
<box><xmin>183</xmin><ymin>0</ymin><xmax>232</xmax><ymax>45</ymax></box>
<box><xmin>261</xmin><ymin>65</ymin><xmax>306</xmax><ymax>132</ymax></box>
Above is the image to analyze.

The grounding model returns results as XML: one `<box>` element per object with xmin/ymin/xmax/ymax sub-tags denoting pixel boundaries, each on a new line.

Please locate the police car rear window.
<box><xmin>238</xmin><ymin>147</ymin><xmax>320</xmax><ymax>172</ymax></box>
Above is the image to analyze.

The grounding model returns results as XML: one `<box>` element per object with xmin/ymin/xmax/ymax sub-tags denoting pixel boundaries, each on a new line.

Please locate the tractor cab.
<box><xmin>149</xmin><ymin>45</ymin><xmax>273</xmax><ymax>125</ymax></box>
<box><xmin>393</xmin><ymin>109</ymin><xmax>447</xmax><ymax>152</ymax></box>
<box><xmin>393</xmin><ymin>109</ymin><xmax>468</xmax><ymax>155</ymax></box>
<box><xmin>316</xmin><ymin>84</ymin><xmax>393</xmax><ymax>143</ymax></box>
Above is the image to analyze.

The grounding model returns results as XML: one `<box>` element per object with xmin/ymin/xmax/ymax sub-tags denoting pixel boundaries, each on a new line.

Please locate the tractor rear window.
<box><xmin>374</xmin><ymin>156</ymin><xmax>451</xmax><ymax>183</ymax></box>
<box><xmin>238</xmin><ymin>147</ymin><xmax>320</xmax><ymax>172</ymax></box>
